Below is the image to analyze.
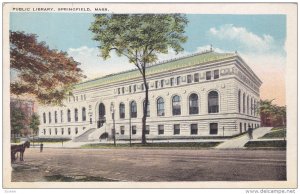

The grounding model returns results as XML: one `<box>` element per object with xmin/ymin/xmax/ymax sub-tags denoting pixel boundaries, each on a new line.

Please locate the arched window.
<box><xmin>68</xmin><ymin>128</ymin><xmax>71</xmax><ymax>135</ymax></box>
<box><xmin>49</xmin><ymin>128</ymin><xmax>52</xmax><ymax>135</ymax></box>
<box><xmin>67</xmin><ymin>109</ymin><xmax>71</xmax><ymax>122</ymax></box>
<box><xmin>238</xmin><ymin>90</ymin><xmax>241</xmax><ymax>113</ymax></box>
<box><xmin>143</xmin><ymin>100</ymin><xmax>150</xmax><ymax>117</ymax></box>
<box><xmin>55</xmin><ymin>128</ymin><xmax>58</xmax><ymax>135</ymax></box>
<box><xmin>75</xmin><ymin>127</ymin><xmax>78</xmax><ymax>134</ymax></box>
<box><xmin>54</xmin><ymin>111</ymin><xmax>57</xmax><ymax>123</ymax></box>
<box><xmin>82</xmin><ymin>107</ymin><xmax>86</xmax><ymax>121</ymax></box>
<box><xmin>43</xmin><ymin>129</ymin><xmax>46</xmax><ymax>135</ymax></box>
<box><xmin>157</xmin><ymin>97</ymin><xmax>165</xmax><ymax>116</ymax></box>
<box><xmin>243</xmin><ymin>93</ymin><xmax>246</xmax><ymax>113</ymax></box>
<box><xmin>48</xmin><ymin>112</ymin><xmax>52</xmax><ymax>123</ymax></box>
<box><xmin>130</xmin><ymin>101</ymin><xmax>137</xmax><ymax>118</ymax></box>
<box><xmin>189</xmin><ymin>93</ymin><xmax>199</xmax><ymax>114</ymax></box>
<box><xmin>208</xmin><ymin>91</ymin><xmax>219</xmax><ymax>113</ymax></box>
<box><xmin>43</xmin><ymin>113</ymin><xmax>46</xmax><ymax>123</ymax></box>
<box><xmin>61</xmin><ymin>128</ymin><xmax>64</xmax><ymax>135</ymax></box>
<box><xmin>74</xmin><ymin>108</ymin><xmax>78</xmax><ymax>122</ymax></box>
<box><xmin>247</xmin><ymin>96</ymin><xmax>249</xmax><ymax>115</ymax></box>
<box><xmin>119</xmin><ymin>103</ymin><xmax>125</xmax><ymax>119</ymax></box>
<box><xmin>172</xmin><ymin>95</ymin><xmax>181</xmax><ymax>115</ymax></box>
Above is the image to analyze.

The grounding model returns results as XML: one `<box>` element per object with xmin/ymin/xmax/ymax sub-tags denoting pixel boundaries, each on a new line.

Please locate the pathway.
<box><xmin>215</xmin><ymin>127</ymin><xmax>273</xmax><ymax>149</ymax></box>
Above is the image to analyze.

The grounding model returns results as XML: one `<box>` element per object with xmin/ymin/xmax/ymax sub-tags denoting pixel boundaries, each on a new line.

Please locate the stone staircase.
<box><xmin>73</xmin><ymin>128</ymin><xmax>97</xmax><ymax>142</ymax></box>
<box><xmin>88</xmin><ymin>125</ymin><xmax>108</xmax><ymax>141</ymax></box>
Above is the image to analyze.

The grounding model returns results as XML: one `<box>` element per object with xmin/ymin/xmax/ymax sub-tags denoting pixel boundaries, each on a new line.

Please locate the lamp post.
<box><xmin>110</xmin><ymin>102</ymin><xmax>116</xmax><ymax>146</ymax></box>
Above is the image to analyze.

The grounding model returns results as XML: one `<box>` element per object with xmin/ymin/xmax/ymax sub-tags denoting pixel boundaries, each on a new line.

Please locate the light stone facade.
<box><xmin>38</xmin><ymin>51</ymin><xmax>262</xmax><ymax>141</ymax></box>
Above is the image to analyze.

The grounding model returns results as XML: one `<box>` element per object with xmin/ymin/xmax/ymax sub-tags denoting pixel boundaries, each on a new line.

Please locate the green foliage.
<box><xmin>90</xmin><ymin>14</ymin><xmax>188</xmax><ymax>66</ymax></box>
<box><xmin>10</xmin><ymin>107</ymin><xmax>25</xmax><ymax>137</ymax></box>
<box><xmin>90</xmin><ymin>14</ymin><xmax>188</xmax><ymax>144</ymax></box>
<box><xmin>260</xmin><ymin>99</ymin><xmax>286</xmax><ymax>126</ymax></box>
<box><xmin>10</xmin><ymin>31</ymin><xmax>86</xmax><ymax>106</ymax></box>
<box><xmin>29</xmin><ymin>113</ymin><xmax>40</xmax><ymax>135</ymax></box>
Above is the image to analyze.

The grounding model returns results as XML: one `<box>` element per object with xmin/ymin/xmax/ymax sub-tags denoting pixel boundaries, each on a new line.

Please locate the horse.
<box><xmin>11</xmin><ymin>141</ymin><xmax>30</xmax><ymax>162</ymax></box>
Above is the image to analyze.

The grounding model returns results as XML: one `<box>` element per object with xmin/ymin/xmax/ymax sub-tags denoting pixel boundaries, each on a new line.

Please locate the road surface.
<box><xmin>11</xmin><ymin>148</ymin><xmax>286</xmax><ymax>182</ymax></box>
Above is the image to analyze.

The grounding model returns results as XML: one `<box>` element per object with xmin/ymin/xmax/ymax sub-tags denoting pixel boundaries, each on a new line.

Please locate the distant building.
<box><xmin>38</xmin><ymin>50</ymin><xmax>262</xmax><ymax>141</ymax></box>
<box><xmin>10</xmin><ymin>98</ymin><xmax>36</xmax><ymax>136</ymax></box>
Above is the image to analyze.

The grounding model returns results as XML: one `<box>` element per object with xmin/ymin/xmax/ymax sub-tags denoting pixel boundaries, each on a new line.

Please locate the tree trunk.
<box><xmin>142</xmin><ymin>76</ymin><xmax>148</xmax><ymax>144</ymax></box>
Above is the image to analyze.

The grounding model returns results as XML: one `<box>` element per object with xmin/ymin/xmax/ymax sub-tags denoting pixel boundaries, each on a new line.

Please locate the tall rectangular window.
<box><xmin>174</xmin><ymin>124</ymin><xmax>180</xmax><ymax>135</ymax></box>
<box><xmin>176</xmin><ymin>76</ymin><xmax>181</xmax><ymax>85</ymax></box>
<box><xmin>206</xmin><ymin>71</ymin><xmax>211</xmax><ymax>80</ymax></box>
<box><xmin>118</xmin><ymin>88</ymin><xmax>120</xmax><ymax>94</ymax></box>
<box><xmin>194</xmin><ymin>73</ymin><xmax>199</xmax><ymax>82</ymax></box>
<box><xmin>129</xmin><ymin>86</ymin><xmax>132</xmax><ymax>93</ymax></box>
<box><xmin>170</xmin><ymin>78</ymin><xmax>175</xmax><ymax>86</ymax></box>
<box><xmin>161</xmin><ymin>80</ymin><xmax>164</xmax><ymax>88</ymax></box>
<box><xmin>49</xmin><ymin>112</ymin><xmax>52</xmax><ymax>123</ymax></box>
<box><xmin>132</xmin><ymin>126</ymin><xmax>136</xmax><ymax>135</ymax></box>
<box><xmin>60</xmin><ymin>110</ymin><xmax>63</xmax><ymax>123</ymax></box>
<box><xmin>120</xmin><ymin>126</ymin><xmax>125</xmax><ymax>135</ymax></box>
<box><xmin>141</xmin><ymin>83</ymin><xmax>144</xmax><ymax>91</ymax></box>
<box><xmin>145</xmin><ymin>125</ymin><xmax>150</xmax><ymax>135</ymax></box>
<box><xmin>155</xmin><ymin>81</ymin><xmax>158</xmax><ymax>89</ymax></box>
<box><xmin>54</xmin><ymin>111</ymin><xmax>57</xmax><ymax>123</ymax></box>
<box><xmin>122</xmin><ymin>87</ymin><xmax>125</xmax><ymax>94</ymax></box>
<box><xmin>214</xmin><ymin>70</ymin><xmax>219</xmax><ymax>79</ymax></box>
<box><xmin>210</xmin><ymin>123</ymin><xmax>218</xmax><ymax>135</ymax></box>
<box><xmin>158</xmin><ymin>125</ymin><xmax>164</xmax><ymax>135</ymax></box>
<box><xmin>191</xmin><ymin>124</ymin><xmax>198</xmax><ymax>135</ymax></box>
<box><xmin>187</xmin><ymin>75</ymin><xmax>192</xmax><ymax>83</ymax></box>
<box><xmin>133</xmin><ymin>85</ymin><xmax>136</xmax><ymax>92</ymax></box>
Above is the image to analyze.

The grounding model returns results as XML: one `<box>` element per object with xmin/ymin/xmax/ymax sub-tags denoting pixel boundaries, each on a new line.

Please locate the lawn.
<box><xmin>81</xmin><ymin>142</ymin><xmax>222</xmax><ymax>149</ymax></box>
<box><xmin>245</xmin><ymin>140</ymin><xmax>286</xmax><ymax>148</ymax></box>
<box><xmin>261</xmin><ymin>129</ymin><xmax>286</xmax><ymax>139</ymax></box>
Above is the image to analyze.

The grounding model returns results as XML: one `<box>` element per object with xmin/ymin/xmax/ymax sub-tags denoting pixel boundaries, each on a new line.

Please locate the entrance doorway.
<box><xmin>98</xmin><ymin>103</ymin><xmax>106</xmax><ymax>128</ymax></box>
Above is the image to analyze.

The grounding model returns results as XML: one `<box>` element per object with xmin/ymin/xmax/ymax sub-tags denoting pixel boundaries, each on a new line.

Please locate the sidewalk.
<box><xmin>31</xmin><ymin>138</ymin><xmax>228</xmax><ymax>148</ymax></box>
<box><xmin>215</xmin><ymin>127</ymin><xmax>273</xmax><ymax>149</ymax></box>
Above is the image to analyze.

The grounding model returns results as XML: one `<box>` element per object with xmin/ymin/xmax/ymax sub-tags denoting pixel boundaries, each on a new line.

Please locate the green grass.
<box><xmin>245</xmin><ymin>140</ymin><xmax>286</xmax><ymax>148</ymax></box>
<box><xmin>31</xmin><ymin>137</ymin><xmax>71</xmax><ymax>143</ymax></box>
<box><xmin>81</xmin><ymin>142</ymin><xmax>222</xmax><ymax>149</ymax></box>
<box><xmin>261</xmin><ymin>129</ymin><xmax>286</xmax><ymax>139</ymax></box>
<box><xmin>271</xmin><ymin>127</ymin><xmax>286</xmax><ymax>131</ymax></box>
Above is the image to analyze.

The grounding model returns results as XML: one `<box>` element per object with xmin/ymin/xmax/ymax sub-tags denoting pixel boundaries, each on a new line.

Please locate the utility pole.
<box><xmin>129</xmin><ymin>109</ymin><xmax>132</xmax><ymax>147</ymax></box>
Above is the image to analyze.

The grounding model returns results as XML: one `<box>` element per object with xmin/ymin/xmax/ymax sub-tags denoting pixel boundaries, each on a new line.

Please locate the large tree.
<box><xmin>90</xmin><ymin>14</ymin><xmax>188</xmax><ymax>144</ymax></box>
<box><xmin>29</xmin><ymin>113</ymin><xmax>40</xmax><ymax>145</ymax></box>
<box><xmin>10</xmin><ymin>107</ymin><xmax>25</xmax><ymax>142</ymax></box>
<box><xmin>30</xmin><ymin>113</ymin><xmax>40</xmax><ymax>135</ymax></box>
<box><xmin>10</xmin><ymin>31</ymin><xmax>85</xmax><ymax>105</ymax></box>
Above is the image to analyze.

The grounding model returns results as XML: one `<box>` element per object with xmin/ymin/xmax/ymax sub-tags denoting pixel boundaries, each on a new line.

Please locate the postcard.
<box><xmin>2</xmin><ymin>2</ymin><xmax>297</xmax><ymax>189</ymax></box>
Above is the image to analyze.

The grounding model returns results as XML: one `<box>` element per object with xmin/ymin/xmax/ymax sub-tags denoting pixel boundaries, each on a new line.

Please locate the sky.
<box><xmin>10</xmin><ymin>13</ymin><xmax>286</xmax><ymax>106</ymax></box>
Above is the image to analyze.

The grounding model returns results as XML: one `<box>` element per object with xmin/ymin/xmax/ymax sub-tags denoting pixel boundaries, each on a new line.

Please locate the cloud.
<box><xmin>208</xmin><ymin>24</ymin><xmax>276</xmax><ymax>53</ymax></box>
<box><xmin>67</xmin><ymin>46</ymin><xmax>133</xmax><ymax>80</ymax></box>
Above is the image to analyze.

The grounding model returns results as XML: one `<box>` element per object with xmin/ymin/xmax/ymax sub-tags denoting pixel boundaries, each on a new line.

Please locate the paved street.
<box><xmin>11</xmin><ymin>147</ymin><xmax>286</xmax><ymax>182</ymax></box>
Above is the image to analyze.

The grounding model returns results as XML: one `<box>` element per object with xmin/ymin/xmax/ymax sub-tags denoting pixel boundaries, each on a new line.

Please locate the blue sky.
<box><xmin>10</xmin><ymin>13</ymin><xmax>286</xmax><ymax>53</ymax></box>
<box><xmin>10</xmin><ymin>13</ymin><xmax>287</xmax><ymax>105</ymax></box>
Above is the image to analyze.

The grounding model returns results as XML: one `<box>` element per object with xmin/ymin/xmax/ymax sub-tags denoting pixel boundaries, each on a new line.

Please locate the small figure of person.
<box><xmin>248</xmin><ymin>125</ymin><xmax>253</xmax><ymax>139</ymax></box>
<box><xmin>40</xmin><ymin>142</ymin><xmax>44</xmax><ymax>152</ymax></box>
